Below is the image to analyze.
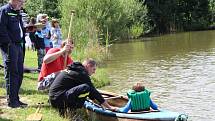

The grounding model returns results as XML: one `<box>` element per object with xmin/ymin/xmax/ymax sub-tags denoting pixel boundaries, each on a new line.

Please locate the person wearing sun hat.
<box><xmin>37</xmin><ymin>13</ymin><xmax>52</xmax><ymax>52</ymax></box>
<box><xmin>26</xmin><ymin>17</ymin><xmax>37</xmax><ymax>51</ymax></box>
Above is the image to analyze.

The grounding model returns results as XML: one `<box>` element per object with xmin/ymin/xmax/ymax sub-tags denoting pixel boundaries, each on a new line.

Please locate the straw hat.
<box><xmin>34</xmin><ymin>22</ymin><xmax>45</xmax><ymax>29</ymax></box>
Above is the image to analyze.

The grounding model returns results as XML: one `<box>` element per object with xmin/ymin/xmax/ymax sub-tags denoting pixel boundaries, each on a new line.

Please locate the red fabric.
<box><xmin>38</xmin><ymin>48</ymin><xmax>73</xmax><ymax>81</ymax></box>
<box><xmin>45</xmin><ymin>47</ymin><xmax>51</xmax><ymax>53</ymax></box>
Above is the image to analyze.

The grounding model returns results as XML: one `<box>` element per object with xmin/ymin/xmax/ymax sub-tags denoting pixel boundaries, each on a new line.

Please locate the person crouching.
<box><xmin>49</xmin><ymin>58</ymin><xmax>117</xmax><ymax>116</ymax></box>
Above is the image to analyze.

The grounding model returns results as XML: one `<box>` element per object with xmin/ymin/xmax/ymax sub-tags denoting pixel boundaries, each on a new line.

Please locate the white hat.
<box><xmin>36</xmin><ymin>14</ymin><xmax>49</xmax><ymax>23</ymax></box>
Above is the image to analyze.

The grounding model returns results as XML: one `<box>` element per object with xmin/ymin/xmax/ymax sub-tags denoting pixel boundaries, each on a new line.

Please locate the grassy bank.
<box><xmin>0</xmin><ymin>49</ymin><xmax>110</xmax><ymax>121</ymax></box>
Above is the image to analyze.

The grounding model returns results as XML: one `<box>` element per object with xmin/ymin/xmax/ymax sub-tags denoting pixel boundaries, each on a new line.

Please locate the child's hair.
<box><xmin>51</xmin><ymin>18</ymin><xmax>59</xmax><ymax>28</ymax></box>
<box><xmin>132</xmin><ymin>83</ymin><xmax>145</xmax><ymax>92</ymax></box>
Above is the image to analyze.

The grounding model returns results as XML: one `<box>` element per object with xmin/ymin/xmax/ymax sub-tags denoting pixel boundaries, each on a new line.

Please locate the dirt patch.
<box><xmin>0</xmin><ymin>96</ymin><xmax>7</xmax><ymax>109</ymax></box>
<box><xmin>0</xmin><ymin>96</ymin><xmax>31</xmax><ymax>108</ymax></box>
<box><xmin>0</xmin><ymin>96</ymin><xmax>7</xmax><ymax>117</ymax></box>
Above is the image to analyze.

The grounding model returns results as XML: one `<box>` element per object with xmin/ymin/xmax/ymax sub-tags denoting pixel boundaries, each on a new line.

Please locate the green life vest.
<box><xmin>127</xmin><ymin>89</ymin><xmax>151</xmax><ymax>111</ymax></box>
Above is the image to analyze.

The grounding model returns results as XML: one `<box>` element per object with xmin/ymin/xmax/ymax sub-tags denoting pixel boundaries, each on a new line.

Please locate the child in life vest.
<box><xmin>118</xmin><ymin>83</ymin><xmax>158</xmax><ymax>113</ymax></box>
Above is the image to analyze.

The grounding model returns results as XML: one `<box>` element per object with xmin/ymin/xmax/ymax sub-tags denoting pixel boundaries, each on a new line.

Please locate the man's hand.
<box><xmin>108</xmin><ymin>106</ymin><xmax>119</xmax><ymax>112</ymax></box>
<box><xmin>62</xmin><ymin>40</ymin><xmax>74</xmax><ymax>54</ymax></box>
<box><xmin>101</xmin><ymin>100</ymin><xmax>119</xmax><ymax>112</ymax></box>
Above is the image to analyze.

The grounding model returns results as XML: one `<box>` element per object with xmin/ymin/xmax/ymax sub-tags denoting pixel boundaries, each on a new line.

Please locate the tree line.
<box><xmin>1</xmin><ymin>0</ymin><xmax>215</xmax><ymax>41</ymax></box>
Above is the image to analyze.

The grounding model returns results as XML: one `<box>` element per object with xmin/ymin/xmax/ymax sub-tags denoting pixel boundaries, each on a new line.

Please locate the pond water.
<box><xmin>101</xmin><ymin>30</ymin><xmax>215</xmax><ymax>121</ymax></box>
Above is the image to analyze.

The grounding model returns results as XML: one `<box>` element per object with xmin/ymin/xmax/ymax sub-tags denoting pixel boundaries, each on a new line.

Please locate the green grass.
<box><xmin>0</xmin><ymin>49</ymin><xmax>110</xmax><ymax>121</ymax></box>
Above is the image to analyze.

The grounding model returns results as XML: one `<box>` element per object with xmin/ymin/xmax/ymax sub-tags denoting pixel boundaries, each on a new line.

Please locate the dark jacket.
<box><xmin>34</xmin><ymin>31</ymin><xmax>45</xmax><ymax>49</ymax></box>
<box><xmin>49</xmin><ymin>62</ymin><xmax>105</xmax><ymax>104</ymax></box>
<box><xmin>0</xmin><ymin>4</ymin><xmax>25</xmax><ymax>45</ymax></box>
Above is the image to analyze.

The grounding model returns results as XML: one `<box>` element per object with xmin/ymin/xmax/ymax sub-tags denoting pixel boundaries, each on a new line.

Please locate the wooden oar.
<box><xmin>98</xmin><ymin>90</ymin><xmax>127</xmax><ymax>99</ymax></box>
<box><xmin>98</xmin><ymin>90</ymin><xmax>118</xmax><ymax>97</ymax></box>
<box><xmin>104</xmin><ymin>95</ymin><xmax>123</xmax><ymax>100</ymax></box>
<box><xmin>63</xmin><ymin>10</ymin><xmax>75</xmax><ymax>69</ymax></box>
<box><xmin>26</xmin><ymin>102</ymin><xmax>44</xmax><ymax>121</ymax></box>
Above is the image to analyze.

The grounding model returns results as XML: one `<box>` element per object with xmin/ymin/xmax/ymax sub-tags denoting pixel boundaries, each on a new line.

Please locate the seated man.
<box><xmin>118</xmin><ymin>83</ymin><xmax>158</xmax><ymax>113</ymax></box>
<box><xmin>49</xmin><ymin>58</ymin><xmax>117</xmax><ymax>115</ymax></box>
<box><xmin>37</xmin><ymin>40</ymin><xmax>74</xmax><ymax>90</ymax></box>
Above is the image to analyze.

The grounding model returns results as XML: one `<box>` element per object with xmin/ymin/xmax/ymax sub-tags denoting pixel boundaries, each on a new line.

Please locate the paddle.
<box><xmin>63</xmin><ymin>10</ymin><xmax>75</xmax><ymax>69</ymax></box>
<box><xmin>98</xmin><ymin>90</ymin><xmax>127</xmax><ymax>99</ymax></box>
<box><xmin>26</xmin><ymin>102</ymin><xmax>44</xmax><ymax>121</ymax></box>
<box><xmin>104</xmin><ymin>95</ymin><xmax>123</xmax><ymax>100</ymax></box>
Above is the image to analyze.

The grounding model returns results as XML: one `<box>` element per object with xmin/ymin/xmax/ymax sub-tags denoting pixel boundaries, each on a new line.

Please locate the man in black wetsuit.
<box><xmin>49</xmin><ymin>58</ymin><xmax>117</xmax><ymax>114</ymax></box>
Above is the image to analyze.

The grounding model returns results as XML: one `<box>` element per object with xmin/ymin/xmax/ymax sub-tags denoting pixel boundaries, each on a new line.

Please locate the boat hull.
<box><xmin>84</xmin><ymin>90</ymin><xmax>188</xmax><ymax>121</ymax></box>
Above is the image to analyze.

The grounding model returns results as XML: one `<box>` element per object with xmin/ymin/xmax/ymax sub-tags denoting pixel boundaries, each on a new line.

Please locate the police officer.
<box><xmin>0</xmin><ymin>0</ymin><xmax>27</xmax><ymax>108</ymax></box>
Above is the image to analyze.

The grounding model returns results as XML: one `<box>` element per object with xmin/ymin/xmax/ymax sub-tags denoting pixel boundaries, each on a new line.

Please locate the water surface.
<box><xmin>102</xmin><ymin>30</ymin><xmax>215</xmax><ymax>121</ymax></box>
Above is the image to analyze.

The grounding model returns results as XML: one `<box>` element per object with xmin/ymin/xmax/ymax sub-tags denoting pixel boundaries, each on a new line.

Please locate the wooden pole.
<box><xmin>67</xmin><ymin>10</ymin><xmax>75</xmax><ymax>40</ymax></box>
<box><xmin>26</xmin><ymin>102</ymin><xmax>44</xmax><ymax>121</ymax></box>
<box><xmin>64</xmin><ymin>10</ymin><xmax>75</xmax><ymax>69</ymax></box>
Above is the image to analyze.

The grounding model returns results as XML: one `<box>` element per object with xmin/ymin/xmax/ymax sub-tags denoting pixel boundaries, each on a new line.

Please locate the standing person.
<box><xmin>24</xmin><ymin>33</ymin><xmax>32</xmax><ymax>50</ymax></box>
<box><xmin>27</xmin><ymin>17</ymin><xmax>37</xmax><ymax>51</ymax></box>
<box><xmin>20</xmin><ymin>8</ymin><xmax>28</xmax><ymax>28</ymax></box>
<box><xmin>37</xmin><ymin>40</ymin><xmax>74</xmax><ymax>90</ymax></box>
<box><xmin>50</xmin><ymin>19</ymin><xmax>62</xmax><ymax>48</ymax></box>
<box><xmin>37</xmin><ymin>14</ymin><xmax>52</xmax><ymax>52</ymax></box>
<box><xmin>34</xmin><ymin>23</ymin><xmax>46</xmax><ymax>70</ymax></box>
<box><xmin>0</xmin><ymin>0</ymin><xmax>27</xmax><ymax>108</ymax></box>
<box><xmin>49</xmin><ymin>58</ymin><xmax>117</xmax><ymax>116</ymax></box>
